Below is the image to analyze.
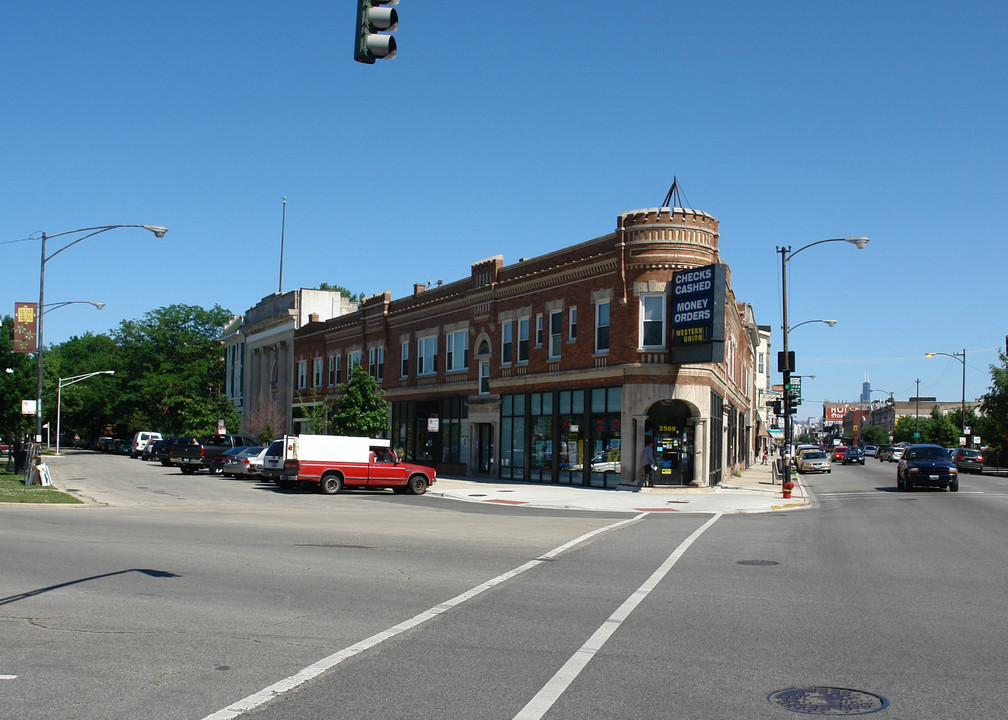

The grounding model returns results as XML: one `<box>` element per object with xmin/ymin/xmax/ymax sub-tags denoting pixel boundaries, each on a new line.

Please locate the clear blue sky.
<box><xmin>3</xmin><ymin>1</ymin><xmax>1005</xmax><ymax>419</ymax></box>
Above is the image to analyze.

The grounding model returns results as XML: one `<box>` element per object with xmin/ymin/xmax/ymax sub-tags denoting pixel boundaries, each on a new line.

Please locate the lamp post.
<box><xmin>925</xmin><ymin>349</ymin><xmax>967</xmax><ymax>443</ymax></box>
<box><xmin>56</xmin><ymin>370</ymin><xmax>115</xmax><ymax>455</ymax></box>
<box><xmin>35</xmin><ymin>224</ymin><xmax>167</xmax><ymax>441</ymax></box>
<box><xmin>43</xmin><ymin>301</ymin><xmax>106</xmax><ymax>315</ymax></box>
<box><xmin>778</xmin><ymin>237</ymin><xmax>868</xmax><ymax>488</ymax></box>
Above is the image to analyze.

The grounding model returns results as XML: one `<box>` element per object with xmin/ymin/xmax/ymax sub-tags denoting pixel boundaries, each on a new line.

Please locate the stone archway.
<box><xmin>645</xmin><ymin>399</ymin><xmax>698</xmax><ymax>486</ymax></box>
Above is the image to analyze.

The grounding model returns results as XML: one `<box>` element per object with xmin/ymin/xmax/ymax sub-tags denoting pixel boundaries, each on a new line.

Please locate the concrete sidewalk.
<box><xmin>431</xmin><ymin>460</ymin><xmax>809</xmax><ymax>514</ymax></box>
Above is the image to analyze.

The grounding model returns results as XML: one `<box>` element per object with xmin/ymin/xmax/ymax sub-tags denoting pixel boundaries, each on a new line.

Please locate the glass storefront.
<box><xmin>392</xmin><ymin>397</ymin><xmax>468</xmax><ymax>467</ymax></box>
<box><xmin>501</xmin><ymin>386</ymin><xmax>621</xmax><ymax>487</ymax></box>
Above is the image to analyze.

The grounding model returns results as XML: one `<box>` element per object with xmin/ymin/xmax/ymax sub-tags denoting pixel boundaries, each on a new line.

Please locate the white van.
<box><xmin>131</xmin><ymin>431</ymin><xmax>162</xmax><ymax>459</ymax></box>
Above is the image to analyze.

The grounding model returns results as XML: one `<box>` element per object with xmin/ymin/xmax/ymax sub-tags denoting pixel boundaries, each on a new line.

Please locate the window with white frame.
<box><xmin>549</xmin><ymin>309</ymin><xmax>562</xmax><ymax>358</ymax></box>
<box><xmin>569</xmin><ymin>306</ymin><xmax>577</xmax><ymax>341</ymax></box>
<box><xmin>595</xmin><ymin>300</ymin><xmax>610</xmax><ymax>353</ymax></box>
<box><xmin>297</xmin><ymin>359</ymin><xmax>307</xmax><ymax>390</ymax></box>
<box><xmin>349</xmin><ymin>351</ymin><xmax>362</xmax><ymax>373</ymax></box>
<box><xmin>369</xmin><ymin>347</ymin><xmax>385</xmax><ymax>382</ymax></box>
<box><xmin>517</xmin><ymin>316</ymin><xmax>529</xmax><ymax>363</ymax></box>
<box><xmin>535</xmin><ymin>313</ymin><xmax>543</xmax><ymax>346</ymax></box>
<box><xmin>501</xmin><ymin>323</ymin><xmax>513</xmax><ymax>365</ymax></box>
<box><xmin>417</xmin><ymin>335</ymin><xmax>437</xmax><ymax>376</ymax></box>
<box><xmin>445</xmin><ymin>329</ymin><xmax>469</xmax><ymax>372</ymax></box>
<box><xmin>328</xmin><ymin>355</ymin><xmax>336</xmax><ymax>386</ymax></box>
<box><xmin>758</xmin><ymin>351</ymin><xmax>765</xmax><ymax>375</ymax></box>
<box><xmin>479</xmin><ymin>360</ymin><xmax>490</xmax><ymax>395</ymax></box>
<box><xmin>312</xmin><ymin>357</ymin><xmax>323</xmax><ymax>388</ymax></box>
<box><xmin>401</xmin><ymin>342</ymin><xmax>409</xmax><ymax>378</ymax></box>
<box><xmin>640</xmin><ymin>294</ymin><xmax>666</xmax><ymax>348</ymax></box>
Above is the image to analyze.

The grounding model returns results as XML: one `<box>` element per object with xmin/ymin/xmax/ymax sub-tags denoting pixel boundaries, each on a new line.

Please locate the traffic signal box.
<box><xmin>354</xmin><ymin>0</ymin><xmax>399</xmax><ymax>64</ymax></box>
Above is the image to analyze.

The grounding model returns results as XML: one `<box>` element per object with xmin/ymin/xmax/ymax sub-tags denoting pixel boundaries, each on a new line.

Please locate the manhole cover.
<box><xmin>768</xmin><ymin>687</ymin><xmax>888</xmax><ymax>715</ymax></box>
<box><xmin>738</xmin><ymin>559</ymin><xmax>780</xmax><ymax>566</ymax></box>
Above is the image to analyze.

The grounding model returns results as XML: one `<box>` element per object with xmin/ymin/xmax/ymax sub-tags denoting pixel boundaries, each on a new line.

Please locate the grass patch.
<box><xmin>0</xmin><ymin>471</ymin><xmax>82</xmax><ymax>504</ymax></box>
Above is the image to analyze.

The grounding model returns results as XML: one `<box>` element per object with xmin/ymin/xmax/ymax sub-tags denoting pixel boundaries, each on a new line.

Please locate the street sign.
<box><xmin>792</xmin><ymin>376</ymin><xmax>802</xmax><ymax>398</ymax></box>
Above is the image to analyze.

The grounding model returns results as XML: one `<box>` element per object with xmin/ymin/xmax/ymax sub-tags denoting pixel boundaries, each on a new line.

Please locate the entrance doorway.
<box><xmin>476</xmin><ymin>423</ymin><xmax>494</xmax><ymax>474</ymax></box>
<box><xmin>647</xmin><ymin>400</ymin><xmax>695</xmax><ymax>486</ymax></box>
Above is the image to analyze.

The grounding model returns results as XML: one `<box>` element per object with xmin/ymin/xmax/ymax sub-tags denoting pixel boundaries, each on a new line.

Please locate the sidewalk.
<box><xmin>431</xmin><ymin>461</ymin><xmax>809</xmax><ymax>514</ymax></box>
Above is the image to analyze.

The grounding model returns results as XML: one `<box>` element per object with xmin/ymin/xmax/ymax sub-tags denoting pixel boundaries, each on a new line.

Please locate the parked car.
<box><xmin>831</xmin><ymin>446</ymin><xmax>849</xmax><ymax>462</ymax></box>
<box><xmin>130</xmin><ymin>431</ymin><xmax>162</xmax><ymax>459</ymax></box>
<box><xmin>890</xmin><ymin>445</ymin><xmax>907</xmax><ymax>462</ymax></box>
<box><xmin>246</xmin><ymin>446</ymin><xmax>269</xmax><ymax>476</ymax></box>
<box><xmin>172</xmin><ymin>433</ymin><xmax>259</xmax><ymax>474</ymax></box>
<box><xmin>841</xmin><ymin>447</ymin><xmax>865</xmax><ymax>465</ymax></box>
<box><xmin>793</xmin><ymin>444</ymin><xmax>819</xmax><ymax>468</ymax></box>
<box><xmin>863</xmin><ymin>445</ymin><xmax>877</xmax><ymax>457</ymax></box>
<box><xmin>797</xmin><ymin>450</ymin><xmax>831</xmax><ymax>474</ymax></box>
<box><xmin>221</xmin><ymin>446</ymin><xmax>256</xmax><ymax>477</ymax></box>
<box><xmin>260</xmin><ymin>439</ymin><xmax>287</xmax><ymax>483</ymax></box>
<box><xmin>950</xmin><ymin>448</ymin><xmax>983</xmax><ymax>474</ymax></box>
<box><xmin>897</xmin><ymin>443</ymin><xmax>959</xmax><ymax>492</ymax></box>
<box><xmin>112</xmin><ymin>438</ymin><xmax>131</xmax><ymax>454</ymax></box>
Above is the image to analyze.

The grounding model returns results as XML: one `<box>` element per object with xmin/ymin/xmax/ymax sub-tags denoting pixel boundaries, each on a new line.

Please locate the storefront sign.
<box><xmin>670</xmin><ymin>263</ymin><xmax>726</xmax><ymax>363</ymax></box>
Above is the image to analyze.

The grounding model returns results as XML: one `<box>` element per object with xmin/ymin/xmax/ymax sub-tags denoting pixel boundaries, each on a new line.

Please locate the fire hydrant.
<box><xmin>782</xmin><ymin>480</ymin><xmax>795</xmax><ymax>499</ymax></box>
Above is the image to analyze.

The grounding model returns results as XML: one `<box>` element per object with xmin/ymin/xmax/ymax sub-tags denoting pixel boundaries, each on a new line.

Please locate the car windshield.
<box><xmin>804</xmin><ymin>452</ymin><xmax>827</xmax><ymax>459</ymax></box>
<box><xmin>908</xmin><ymin>447</ymin><xmax>949</xmax><ymax>461</ymax></box>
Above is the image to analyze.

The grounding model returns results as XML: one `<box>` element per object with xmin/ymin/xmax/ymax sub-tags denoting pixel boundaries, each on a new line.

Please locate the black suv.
<box><xmin>897</xmin><ymin>444</ymin><xmax>959</xmax><ymax>492</ymax></box>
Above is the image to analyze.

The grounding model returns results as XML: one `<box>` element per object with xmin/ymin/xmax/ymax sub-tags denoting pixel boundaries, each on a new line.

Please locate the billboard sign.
<box><xmin>670</xmin><ymin>263</ymin><xmax>726</xmax><ymax>364</ymax></box>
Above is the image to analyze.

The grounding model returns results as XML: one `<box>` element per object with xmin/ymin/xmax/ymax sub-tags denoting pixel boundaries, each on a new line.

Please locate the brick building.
<box><xmin>291</xmin><ymin>206</ymin><xmax>762</xmax><ymax>488</ymax></box>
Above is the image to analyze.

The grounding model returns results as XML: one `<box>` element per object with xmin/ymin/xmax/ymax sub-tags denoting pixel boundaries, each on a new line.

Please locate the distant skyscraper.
<box><xmin>860</xmin><ymin>376</ymin><xmax>871</xmax><ymax>404</ymax></box>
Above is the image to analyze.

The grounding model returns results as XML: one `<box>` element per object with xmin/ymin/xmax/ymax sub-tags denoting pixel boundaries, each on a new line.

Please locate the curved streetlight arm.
<box><xmin>56</xmin><ymin>370</ymin><xmax>114</xmax><ymax>455</ymax></box>
<box><xmin>44</xmin><ymin>300</ymin><xmax>105</xmax><ymax>315</ymax></box>
<box><xmin>44</xmin><ymin>224</ymin><xmax>168</xmax><ymax>264</ymax></box>
<box><xmin>785</xmin><ymin>236</ymin><xmax>869</xmax><ymax>262</ymax></box>
<box><xmin>789</xmin><ymin>319</ymin><xmax>837</xmax><ymax>332</ymax></box>
<box><xmin>926</xmin><ymin>349</ymin><xmax>967</xmax><ymax>438</ymax></box>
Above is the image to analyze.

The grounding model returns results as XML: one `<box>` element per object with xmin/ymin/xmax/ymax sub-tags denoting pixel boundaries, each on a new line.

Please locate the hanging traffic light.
<box><xmin>787</xmin><ymin>393</ymin><xmax>800</xmax><ymax>416</ymax></box>
<box><xmin>354</xmin><ymin>0</ymin><xmax>398</xmax><ymax>64</ymax></box>
<box><xmin>772</xmin><ymin>399</ymin><xmax>782</xmax><ymax>415</ymax></box>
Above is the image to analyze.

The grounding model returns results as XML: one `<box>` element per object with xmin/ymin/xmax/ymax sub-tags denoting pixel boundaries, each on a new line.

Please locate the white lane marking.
<box><xmin>0</xmin><ymin>675</ymin><xmax>17</xmax><ymax>680</ymax></box>
<box><xmin>513</xmin><ymin>512</ymin><xmax>723</xmax><ymax>720</ymax></box>
<box><xmin>203</xmin><ymin>513</ymin><xmax>650</xmax><ymax>720</ymax></box>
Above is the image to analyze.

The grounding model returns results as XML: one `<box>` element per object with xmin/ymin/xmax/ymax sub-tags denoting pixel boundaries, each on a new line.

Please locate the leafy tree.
<box><xmin>979</xmin><ymin>352</ymin><xmax>1008</xmax><ymax>455</ymax></box>
<box><xmin>860</xmin><ymin>425</ymin><xmax>889</xmax><ymax>446</ymax></box>
<box><xmin>892</xmin><ymin>416</ymin><xmax>917</xmax><ymax>444</ymax></box>
<box><xmin>298</xmin><ymin>388</ymin><xmax>330</xmax><ymax>435</ymax></box>
<box><xmin>318</xmin><ymin>283</ymin><xmax>363</xmax><ymax>303</ymax></box>
<box><xmin>923</xmin><ymin>407</ymin><xmax>958</xmax><ymax>447</ymax></box>
<box><xmin>329</xmin><ymin>367</ymin><xmax>389</xmax><ymax>437</ymax></box>
<box><xmin>0</xmin><ymin>315</ymin><xmax>37</xmax><ymax>443</ymax></box>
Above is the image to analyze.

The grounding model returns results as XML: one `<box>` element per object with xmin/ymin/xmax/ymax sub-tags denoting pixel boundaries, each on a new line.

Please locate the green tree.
<box><xmin>892</xmin><ymin>416</ymin><xmax>917</xmax><ymax>444</ymax></box>
<box><xmin>318</xmin><ymin>283</ymin><xmax>363</xmax><ymax>303</ymax></box>
<box><xmin>860</xmin><ymin>425</ymin><xmax>889</xmax><ymax>446</ymax></box>
<box><xmin>923</xmin><ymin>407</ymin><xmax>958</xmax><ymax>447</ymax></box>
<box><xmin>329</xmin><ymin>367</ymin><xmax>389</xmax><ymax>437</ymax></box>
<box><xmin>979</xmin><ymin>352</ymin><xmax>1008</xmax><ymax>456</ymax></box>
<box><xmin>298</xmin><ymin>388</ymin><xmax>330</xmax><ymax>435</ymax></box>
<box><xmin>0</xmin><ymin>315</ymin><xmax>37</xmax><ymax>443</ymax></box>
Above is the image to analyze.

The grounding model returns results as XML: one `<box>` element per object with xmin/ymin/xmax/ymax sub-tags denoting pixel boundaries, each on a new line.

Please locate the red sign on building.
<box><xmin>13</xmin><ymin>302</ymin><xmax>38</xmax><ymax>354</ymax></box>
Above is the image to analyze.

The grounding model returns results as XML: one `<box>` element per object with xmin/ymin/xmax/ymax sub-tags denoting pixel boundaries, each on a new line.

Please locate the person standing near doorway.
<box><xmin>639</xmin><ymin>438</ymin><xmax>656</xmax><ymax>490</ymax></box>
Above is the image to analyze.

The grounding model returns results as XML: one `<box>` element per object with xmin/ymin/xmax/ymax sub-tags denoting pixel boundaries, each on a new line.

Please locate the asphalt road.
<box><xmin>2</xmin><ymin>451</ymin><xmax>1007</xmax><ymax>719</ymax></box>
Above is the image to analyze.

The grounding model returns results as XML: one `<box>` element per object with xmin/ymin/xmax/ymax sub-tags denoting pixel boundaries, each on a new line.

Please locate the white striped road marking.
<box><xmin>203</xmin><ymin>512</ymin><xmax>651</xmax><ymax>720</ymax></box>
<box><xmin>0</xmin><ymin>675</ymin><xmax>17</xmax><ymax>680</ymax></box>
<box><xmin>513</xmin><ymin>513</ymin><xmax>723</xmax><ymax>720</ymax></box>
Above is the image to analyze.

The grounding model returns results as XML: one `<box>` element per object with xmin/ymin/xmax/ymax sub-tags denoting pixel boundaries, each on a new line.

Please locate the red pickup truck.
<box><xmin>281</xmin><ymin>435</ymin><xmax>436</xmax><ymax>495</ymax></box>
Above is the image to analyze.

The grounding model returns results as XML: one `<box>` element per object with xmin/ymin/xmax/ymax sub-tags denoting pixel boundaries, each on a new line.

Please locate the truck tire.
<box><xmin>406</xmin><ymin>474</ymin><xmax>428</xmax><ymax>495</ymax></box>
<box><xmin>275</xmin><ymin>478</ymin><xmax>294</xmax><ymax>490</ymax></box>
<box><xmin>320</xmin><ymin>472</ymin><xmax>344</xmax><ymax>495</ymax></box>
<box><xmin>180</xmin><ymin>465</ymin><xmax>196</xmax><ymax>475</ymax></box>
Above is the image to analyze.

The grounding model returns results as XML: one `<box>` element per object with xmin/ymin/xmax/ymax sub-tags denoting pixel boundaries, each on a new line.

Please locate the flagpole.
<box><xmin>278</xmin><ymin>196</ymin><xmax>287</xmax><ymax>293</ymax></box>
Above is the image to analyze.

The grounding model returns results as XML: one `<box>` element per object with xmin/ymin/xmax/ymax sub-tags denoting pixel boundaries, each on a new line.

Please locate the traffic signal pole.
<box><xmin>779</xmin><ymin>245</ymin><xmax>792</xmax><ymax>489</ymax></box>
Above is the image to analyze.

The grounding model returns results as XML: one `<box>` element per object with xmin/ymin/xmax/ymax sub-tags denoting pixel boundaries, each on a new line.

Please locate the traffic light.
<box><xmin>787</xmin><ymin>393</ymin><xmax>800</xmax><ymax>416</ymax></box>
<box><xmin>354</xmin><ymin>0</ymin><xmax>398</xmax><ymax>64</ymax></box>
<box><xmin>772</xmin><ymin>399</ymin><xmax>782</xmax><ymax>415</ymax></box>
<box><xmin>777</xmin><ymin>350</ymin><xmax>795</xmax><ymax>373</ymax></box>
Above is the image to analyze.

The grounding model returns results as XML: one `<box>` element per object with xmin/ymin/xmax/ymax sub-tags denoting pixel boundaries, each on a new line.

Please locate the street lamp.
<box><xmin>56</xmin><ymin>370</ymin><xmax>115</xmax><ymax>455</ymax></box>
<box><xmin>788</xmin><ymin>319</ymin><xmax>837</xmax><ymax>332</ymax></box>
<box><xmin>35</xmin><ymin>224</ymin><xmax>167</xmax><ymax>441</ymax></box>
<box><xmin>925</xmin><ymin>349</ymin><xmax>967</xmax><ymax>442</ymax></box>
<box><xmin>777</xmin><ymin>237</ymin><xmax>868</xmax><ymax>488</ymax></box>
<box><xmin>43</xmin><ymin>300</ymin><xmax>106</xmax><ymax>314</ymax></box>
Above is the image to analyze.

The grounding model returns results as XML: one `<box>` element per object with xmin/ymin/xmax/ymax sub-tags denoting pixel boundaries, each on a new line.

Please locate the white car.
<box><xmin>797</xmin><ymin>451</ymin><xmax>831</xmax><ymax>474</ymax></box>
<box><xmin>890</xmin><ymin>446</ymin><xmax>907</xmax><ymax>462</ymax></box>
<box><xmin>246</xmin><ymin>446</ymin><xmax>269</xmax><ymax>476</ymax></box>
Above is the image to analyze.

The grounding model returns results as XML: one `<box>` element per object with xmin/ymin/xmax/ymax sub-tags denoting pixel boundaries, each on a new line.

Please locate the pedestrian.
<box><xmin>761</xmin><ymin>448</ymin><xmax>768</xmax><ymax>465</ymax></box>
<box><xmin>639</xmin><ymin>438</ymin><xmax>656</xmax><ymax>490</ymax></box>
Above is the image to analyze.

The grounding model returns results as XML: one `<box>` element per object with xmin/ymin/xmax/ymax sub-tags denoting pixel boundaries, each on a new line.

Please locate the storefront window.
<box><xmin>530</xmin><ymin>392</ymin><xmax>553</xmax><ymax>482</ymax></box>
<box><xmin>558</xmin><ymin>390</ymin><xmax>585</xmax><ymax>485</ymax></box>
<box><xmin>589</xmin><ymin>387</ymin><xmax>622</xmax><ymax>488</ymax></box>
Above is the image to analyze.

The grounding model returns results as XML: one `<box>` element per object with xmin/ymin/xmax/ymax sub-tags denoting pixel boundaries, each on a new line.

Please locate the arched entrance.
<box><xmin>645</xmin><ymin>400</ymin><xmax>696</xmax><ymax>486</ymax></box>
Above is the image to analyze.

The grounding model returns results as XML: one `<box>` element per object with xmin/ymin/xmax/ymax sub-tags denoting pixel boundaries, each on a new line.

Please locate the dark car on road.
<box><xmin>950</xmin><ymin>448</ymin><xmax>983</xmax><ymax>474</ymax></box>
<box><xmin>897</xmin><ymin>443</ymin><xmax>959</xmax><ymax>492</ymax></box>
<box><xmin>841</xmin><ymin>447</ymin><xmax>865</xmax><ymax>465</ymax></box>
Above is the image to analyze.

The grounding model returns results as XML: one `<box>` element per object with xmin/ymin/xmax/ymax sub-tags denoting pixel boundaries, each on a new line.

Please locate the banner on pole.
<box><xmin>13</xmin><ymin>302</ymin><xmax>38</xmax><ymax>354</ymax></box>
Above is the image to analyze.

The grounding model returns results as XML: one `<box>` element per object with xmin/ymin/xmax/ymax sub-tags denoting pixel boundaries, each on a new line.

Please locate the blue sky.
<box><xmin>3</xmin><ymin>1</ymin><xmax>1005</xmax><ymax>420</ymax></box>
